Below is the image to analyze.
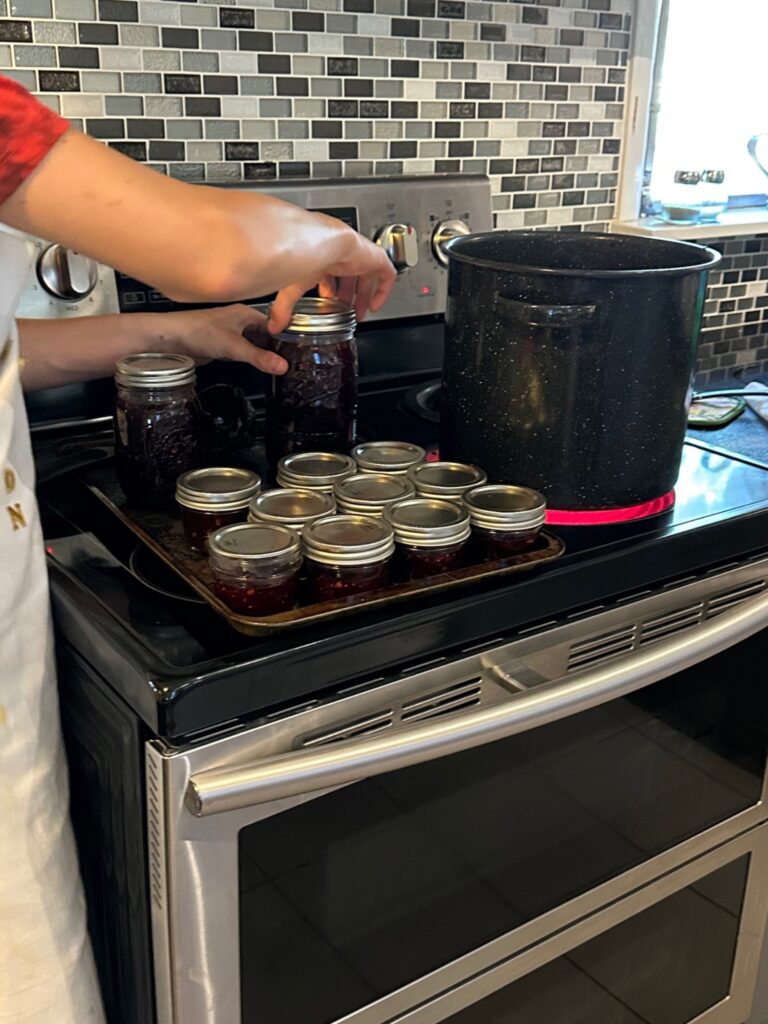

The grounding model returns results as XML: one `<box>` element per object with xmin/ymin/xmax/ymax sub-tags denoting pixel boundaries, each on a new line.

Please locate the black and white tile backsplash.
<box><xmin>1</xmin><ymin>0</ymin><xmax>767</xmax><ymax>378</ymax></box>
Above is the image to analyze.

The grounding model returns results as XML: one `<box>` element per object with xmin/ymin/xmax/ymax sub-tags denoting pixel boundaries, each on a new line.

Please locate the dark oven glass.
<box><xmin>238</xmin><ymin>630</ymin><xmax>767</xmax><ymax>1024</ymax></box>
<box><xmin>444</xmin><ymin>855</ymin><xmax>749</xmax><ymax>1024</ymax></box>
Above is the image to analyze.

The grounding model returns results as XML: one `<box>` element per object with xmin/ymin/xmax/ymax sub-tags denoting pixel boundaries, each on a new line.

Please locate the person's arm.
<box><xmin>0</xmin><ymin>129</ymin><xmax>395</xmax><ymax>331</ymax></box>
<box><xmin>17</xmin><ymin>305</ymin><xmax>286</xmax><ymax>392</ymax></box>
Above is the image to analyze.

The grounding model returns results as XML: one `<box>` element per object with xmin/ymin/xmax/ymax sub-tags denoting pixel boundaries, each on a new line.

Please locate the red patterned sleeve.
<box><xmin>0</xmin><ymin>75</ymin><xmax>69</xmax><ymax>207</ymax></box>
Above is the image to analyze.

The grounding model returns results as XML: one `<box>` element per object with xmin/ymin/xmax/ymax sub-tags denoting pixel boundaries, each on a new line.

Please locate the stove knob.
<box><xmin>37</xmin><ymin>245</ymin><xmax>98</xmax><ymax>300</ymax></box>
<box><xmin>375</xmin><ymin>223</ymin><xmax>419</xmax><ymax>274</ymax></box>
<box><xmin>432</xmin><ymin>219</ymin><xmax>471</xmax><ymax>266</ymax></box>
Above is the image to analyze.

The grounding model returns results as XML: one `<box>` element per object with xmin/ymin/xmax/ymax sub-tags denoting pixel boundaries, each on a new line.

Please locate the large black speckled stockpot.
<box><xmin>441</xmin><ymin>231</ymin><xmax>721</xmax><ymax>512</ymax></box>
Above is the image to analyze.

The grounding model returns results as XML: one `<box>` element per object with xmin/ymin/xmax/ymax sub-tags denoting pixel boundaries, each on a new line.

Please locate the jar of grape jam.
<box><xmin>176</xmin><ymin>467</ymin><xmax>261</xmax><ymax>553</ymax></box>
<box><xmin>209</xmin><ymin>523</ymin><xmax>302</xmax><ymax>616</ymax></box>
<box><xmin>408</xmin><ymin>461</ymin><xmax>487</xmax><ymax>504</ymax></box>
<box><xmin>277</xmin><ymin>451</ymin><xmax>356</xmax><ymax>494</ymax></box>
<box><xmin>334</xmin><ymin>473</ymin><xmax>415</xmax><ymax>518</ymax></box>
<box><xmin>384</xmin><ymin>497</ymin><xmax>471</xmax><ymax>580</ymax></box>
<box><xmin>303</xmin><ymin>514</ymin><xmax>395</xmax><ymax>602</ymax></box>
<box><xmin>248</xmin><ymin>487</ymin><xmax>336</xmax><ymax>535</ymax></box>
<box><xmin>266</xmin><ymin>298</ymin><xmax>358</xmax><ymax>464</ymax></box>
<box><xmin>352</xmin><ymin>441</ymin><xmax>426</xmax><ymax>476</ymax></box>
<box><xmin>464</xmin><ymin>485</ymin><xmax>546</xmax><ymax>560</ymax></box>
<box><xmin>114</xmin><ymin>353</ymin><xmax>201</xmax><ymax>506</ymax></box>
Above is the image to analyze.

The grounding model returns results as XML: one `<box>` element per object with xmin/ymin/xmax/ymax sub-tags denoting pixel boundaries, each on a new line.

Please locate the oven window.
<box><xmin>444</xmin><ymin>855</ymin><xmax>748</xmax><ymax>1024</ymax></box>
<box><xmin>239</xmin><ymin>634</ymin><xmax>766</xmax><ymax>1024</ymax></box>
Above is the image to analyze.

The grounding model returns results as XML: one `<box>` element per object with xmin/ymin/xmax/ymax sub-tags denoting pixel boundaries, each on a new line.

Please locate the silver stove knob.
<box><xmin>38</xmin><ymin>245</ymin><xmax>98</xmax><ymax>300</ymax></box>
<box><xmin>375</xmin><ymin>223</ymin><xmax>419</xmax><ymax>274</ymax></box>
<box><xmin>432</xmin><ymin>219</ymin><xmax>471</xmax><ymax>266</ymax></box>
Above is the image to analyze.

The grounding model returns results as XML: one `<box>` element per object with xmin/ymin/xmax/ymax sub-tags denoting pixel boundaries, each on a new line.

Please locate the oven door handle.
<box><xmin>187</xmin><ymin>586</ymin><xmax>768</xmax><ymax>816</ymax></box>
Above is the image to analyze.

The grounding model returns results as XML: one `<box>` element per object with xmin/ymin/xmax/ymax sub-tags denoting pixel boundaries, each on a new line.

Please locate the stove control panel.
<box><xmin>16</xmin><ymin>174</ymin><xmax>493</xmax><ymax>324</ymax></box>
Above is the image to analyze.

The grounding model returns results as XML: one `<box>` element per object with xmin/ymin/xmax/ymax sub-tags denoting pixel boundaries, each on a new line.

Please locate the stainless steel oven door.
<box><xmin>148</xmin><ymin>557</ymin><xmax>768</xmax><ymax>1024</ymax></box>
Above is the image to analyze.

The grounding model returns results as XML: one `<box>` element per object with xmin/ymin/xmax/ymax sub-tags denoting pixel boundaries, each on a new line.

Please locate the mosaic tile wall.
<box><xmin>1</xmin><ymin>0</ymin><xmax>767</xmax><ymax>379</ymax></box>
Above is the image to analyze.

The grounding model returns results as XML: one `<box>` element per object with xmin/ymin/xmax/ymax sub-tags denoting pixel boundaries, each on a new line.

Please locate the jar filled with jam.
<box><xmin>248</xmin><ymin>487</ymin><xmax>336</xmax><ymax>535</ymax></box>
<box><xmin>176</xmin><ymin>467</ymin><xmax>261</xmax><ymax>553</ymax></box>
<box><xmin>266</xmin><ymin>298</ymin><xmax>358</xmax><ymax>464</ymax></box>
<box><xmin>303</xmin><ymin>514</ymin><xmax>395</xmax><ymax>602</ymax></box>
<box><xmin>407</xmin><ymin>461</ymin><xmax>487</xmax><ymax>504</ymax></box>
<box><xmin>114</xmin><ymin>353</ymin><xmax>201</xmax><ymax>506</ymax></box>
<box><xmin>209</xmin><ymin>522</ymin><xmax>302</xmax><ymax>616</ymax></box>
<box><xmin>464</xmin><ymin>484</ymin><xmax>546</xmax><ymax>560</ymax></box>
<box><xmin>352</xmin><ymin>441</ymin><xmax>426</xmax><ymax>477</ymax></box>
<box><xmin>385</xmin><ymin>498</ymin><xmax>471</xmax><ymax>580</ymax></box>
<box><xmin>277</xmin><ymin>451</ymin><xmax>357</xmax><ymax>494</ymax></box>
<box><xmin>334</xmin><ymin>473</ymin><xmax>415</xmax><ymax>518</ymax></box>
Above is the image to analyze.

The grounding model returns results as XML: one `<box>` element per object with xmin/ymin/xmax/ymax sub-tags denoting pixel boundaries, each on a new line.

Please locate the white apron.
<box><xmin>0</xmin><ymin>229</ymin><xmax>105</xmax><ymax>1023</ymax></box>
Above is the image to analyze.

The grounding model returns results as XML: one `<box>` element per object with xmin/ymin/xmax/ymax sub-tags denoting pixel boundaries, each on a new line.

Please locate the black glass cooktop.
<box><xmin>38</xmin><ymin>378</ymin><xmax>768</xmax><ymax>739</ymax></box>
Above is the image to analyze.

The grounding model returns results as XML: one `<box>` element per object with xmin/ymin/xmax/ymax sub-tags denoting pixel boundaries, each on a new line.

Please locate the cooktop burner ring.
<box><xmin>128</xmin><ymin>543</ymin><xmax>205</xmax><ymax>605</ymax></box>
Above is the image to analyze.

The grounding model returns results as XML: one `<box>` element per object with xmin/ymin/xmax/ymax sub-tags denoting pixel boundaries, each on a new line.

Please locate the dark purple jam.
<box><xmin>115</xmin><ymin>386</ymin><xmax>201</xmax><ymax>505</ymax></box>
<box><xmin>266</xmin><ymin>334</ymin><xmax>358</xmax><ymax>464</ymax></box>
<box><xmin>213</xmin><ymin>575</ymin><xmax>299</xmax><ymax>616</ymax></box>
<box><xmin>181</xmin><ymin>506</ymin><xmax>247</xmax><ymax>554</ymax></box>
<box><xmin>400</xmin><ymin>540</ymin><xmax>466</xmax><ymax>580</ymax></box>
<box><xmin>307</xmin><ymin>558</ymin><xmax>389</xmax><ymax>603</ymax></box>
<box><xmin>474</xmin><ymin>526</ymin><xmax>540</xmax><ymax>561</ymax></box>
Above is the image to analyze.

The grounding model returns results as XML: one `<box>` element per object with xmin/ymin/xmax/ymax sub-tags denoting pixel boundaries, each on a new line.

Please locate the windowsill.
<box><xmin>611</xmin><ymin>208</ymin><xmax>768</xmax><ymax>240</ymax></box>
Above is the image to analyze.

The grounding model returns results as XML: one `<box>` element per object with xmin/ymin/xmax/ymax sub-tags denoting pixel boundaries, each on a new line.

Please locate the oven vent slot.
<box><xmin>146</xmin><ymin>756</ymin><xmax>164</xmax><ymax>913</ymax></box>
<box><xmin>401</xmin><ymin>679</ymin><xmax>483</xmax><ymax>723</ymax></box>
<box><xmin>301</xmin><ymin>710</ymin><xmax>394</xmax><ymax>748</ymax></box>
<box><xmin>706</xmin><ymin>579</ymin><xmax>767</xmax><ymax>617</ymax></box>
<box><xmin>568</xmin><ymin>627</ymin><xmax>635</xmax><ymax>670</ymax></box>
<box><xmin>638</xmin><ymin>604</ymin><xmax>704</xmax><ymax>645</ymax></box>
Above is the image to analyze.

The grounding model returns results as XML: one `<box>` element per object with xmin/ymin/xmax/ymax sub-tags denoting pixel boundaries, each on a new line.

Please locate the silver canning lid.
<box><xmin>408</xmin><ymin>461</ymin><xmax>487</xmax><ymax>498</ymax></box>
<box><xmin>209</xmin><ymin>522</ymin><xmax>301</xmax><ymax>562</ymax></box>
<box><xmin>176</xmin><ymin>467</ymin><xmax>261</xmax><ymax>512</ymax></box>
<box><xmin>302</xmin><ymin>514</ymin><xmax>395</xmax><ymax>566</ymax></box>
<box><xmin>352</xmin><ymin>440</ymin><xmax>426</xmax><ymax>474</ymax></box>
<box><xmin>248</xmin><ymin>487</ymin><xmax>336</xmax><ymax>528</ymax></box>
<box><xmin>115</xmin><ymin>352</ymin><xmax>196</xmax><ymax>389</ymax></box>
<box><xmin>279</xmin><ymin>297</ymin><xmax>356</xmax><ymax>336</ymax></box>
<box><xmin>384</xmin><ymin>498</ymin><xmax>471</xmax><ymax>548</ymax></box>
<box><xmin>464</xmin><ymin>484</ymin><xmax>546</xmax><ymax>530</ymax></box>
<box><xmin>335</xmin><ymin>473</ymin><xmax>415</xmax><ymax>515</ymax></box>
<box><xmin>278</xmin><ymin>451</ymin><xmax>357</xmax><ymax>489</ymax></box>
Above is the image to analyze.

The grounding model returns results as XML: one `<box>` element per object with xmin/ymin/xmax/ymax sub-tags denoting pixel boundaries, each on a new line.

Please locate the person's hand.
<box><xmin>151</xmin><ymin>304</ymin><xmax>287</xmax><ymax>375</ymax></box>
<box><xmin>267</xmin><ymin>220</ymin><xmax>397</xmax><ymax>335</ymax></box>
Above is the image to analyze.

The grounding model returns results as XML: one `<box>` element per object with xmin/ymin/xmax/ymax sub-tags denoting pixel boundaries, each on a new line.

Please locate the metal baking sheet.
<box><xmin>85</xmin><ymin>467</ymin><xmax>565</xmax><ymax>636</ymax></box>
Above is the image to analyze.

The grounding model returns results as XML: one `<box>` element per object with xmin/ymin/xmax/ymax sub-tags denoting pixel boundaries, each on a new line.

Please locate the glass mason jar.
<box><xmin>208</xmin><ymin>522</ymin><xmax>302</xmax><ymax>616</ymax></box>
<box><xmin>334</xmin><ymin>473</ymin><xmax>415</xmax><ymax>518</ymax></box>
<box><xmin>248</xmin><ymin>487</ymin><xmax>336</xmax><ymax>535</ymax></box>
<box><xmin>276</xmin><ymin>451</ymin><xmax>357</xmax><ymax>494</ymax></box>
<box><xmin>464</xmin><ymin>484</ymin><xmax>546</xmax><ymax>560</ymax></box>
<box><xmin>176</xmin><ymin>467</ymin><xmax>261</xmax><ymax>554</ymax></box>
<box><xmin>303</xmin><ymin>514</ymin><xmax>395</xmax><ymax>602</ymax></box>
<box><xmin>352</xmin><ymin>440</ymin><xmax>426</xmax><ymax>476</ymax></box>
<box><xmin>384</xmin><ymin>497</ymin><xmax>471</xmax><ymax>580</ymax></box>
<box><xmin>407</xmin><ymin>461</ymin><xmax>487</xmax><ymax>504</ymax></box>
<box><xmin>114</xmin><ymin>353</ymin><xmax>201</xmax><ymax>506</ymax></box>
<box><xmin>266</xmin><ymin>297</ymin><xmax>359</xmax><ymax>465</ymax></box>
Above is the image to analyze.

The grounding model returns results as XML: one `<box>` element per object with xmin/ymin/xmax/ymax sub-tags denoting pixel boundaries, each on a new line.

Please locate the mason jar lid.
<box><xmin>352</xmin><ymin>440</ymin><xmax>427</xmax><ymax>474</ymax></box>
<box><xmin>209</xmin><ymin>522</ymin><xmax>301</xmax><ymax>562</ymax></box>
<box><xmin>115</xmin><ymin>352</ymin><xmax>196</xmax><ymax>389</ymax></box>
<box><xmin>279</xmin><ymin>297</ymin><xmax>357</xmax><ymax>336</ymax></box>
<box><xmin>464</xmin><ymin>484</ymin><xmax>546</xmax><ymax>530</ymax></box>
<box><xmin>408</xmin><ymin>461</ymin><xmax>487</xmax><ymax>498</ymax></box>
<box><xmin>176</xmin><ymin>467</ymin><xmax>261</xmax><ymax>513</ymax></box>
<box><xmin>248</xmin><ymin>487</ymin><xmax>336</xmax><ymax>528</ymax></box>
<box><xmin>278</xmin><ymin>451</ymin><xmax>357</xmax><ymax>489</ymax></box>
<box><xmin>302</xmin><ymin>514</ymin><xmax>395</xmax><ymax>566</ymax></box>
<box><xmin>335</xmin><ymin>473</ymin><xmax>415</xmax><ymax>514</ymax></box>
<box><xmin>384</xmin><ymin>498</ymin><xmax>471</xmax><ymax>548</ymax></box>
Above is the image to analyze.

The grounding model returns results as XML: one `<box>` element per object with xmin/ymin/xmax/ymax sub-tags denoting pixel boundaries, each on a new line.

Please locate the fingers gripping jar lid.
<box><xmin>176</xmin><ymin>467</ymin><xmax>261</xmax><ymax>513</ymax></box>
<box><xmin>463</xmin><ymin>484</ymin><xmax>546</xmax><ymax>530</ymax></box>
<box><xmin>277</xmin><ymin>452</ymin><xmax>357</xmax><ymax>492</ymax></box>
<box><xmin>277</xmin><ymin>297</ymin><xmax>357</xmax><ymax>335</ymax></box>
<box><xmin>302</xmin><ymin>514</ymin><xmax>395</xmax><ymax>566</ymax></box>
<box><xmin>408</xmin><ymin>461</ymin><xmax>487</xmax><ymax>499</ymax></box>
<box><xmin>115</xmin><ymin>353</ymin><xmax>196</xmax><ymax>388</ymax></box>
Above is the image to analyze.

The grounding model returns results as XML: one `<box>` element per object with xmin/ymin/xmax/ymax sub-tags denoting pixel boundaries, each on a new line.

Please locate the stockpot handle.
<box><xmin>494</xmin><ymin>292</ymin><xmax>597</xmax><ymax>328</ymax></box>
<box><xmin>748</xmin><ymin>134</ymin><xmax>768</xmax><ymax>178</ymax></box>
<box><xmin>186</xmin><ymin>586</ymin><xmax>768</xmax><ymax>817</ymax></box>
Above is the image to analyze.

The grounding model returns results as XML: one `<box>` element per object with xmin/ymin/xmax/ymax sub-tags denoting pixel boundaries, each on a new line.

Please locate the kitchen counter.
<box><xmin>688</xmin><ymin>383</ymin><xmax>768</xmax><ymax>466</ymax></box>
